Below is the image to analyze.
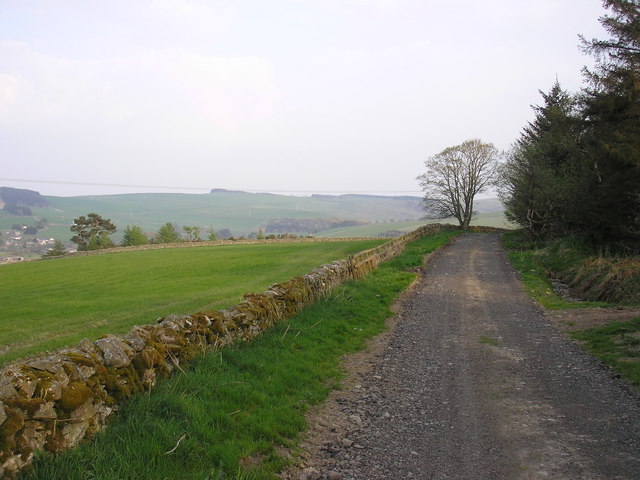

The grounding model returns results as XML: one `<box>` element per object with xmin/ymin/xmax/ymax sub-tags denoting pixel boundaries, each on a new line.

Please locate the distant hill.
<box><xmin>0</xmin><ymin>187</ymin><xmax>49</xmax><ymax>216</ymax></box>
<box><xmin>0</xmin><ymin>187</ymin><xmax>49</xmax><ymax>207</ymax></box>
<box><xmin>0</xmin><ymin>188</ymin><xmax>506</xmax><ymax>241</ymax></box>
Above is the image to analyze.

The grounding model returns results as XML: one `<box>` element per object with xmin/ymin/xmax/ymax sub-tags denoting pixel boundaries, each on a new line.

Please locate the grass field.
<box><xmin>24</xmin><ymin>230</ymin><xmax>461</xmax><ymax>480</ymax></box>
<box><xmin>0</xmin><ymin>240</ymin><xmax>383</xmax><ymax>366</ymax></box>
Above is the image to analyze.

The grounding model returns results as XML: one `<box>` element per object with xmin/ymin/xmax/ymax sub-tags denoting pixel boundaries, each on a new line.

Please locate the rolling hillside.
<box><xmin>1</xmin><ymin>188</ymin><xmax>507</xmax><ymax>244</ymax></box>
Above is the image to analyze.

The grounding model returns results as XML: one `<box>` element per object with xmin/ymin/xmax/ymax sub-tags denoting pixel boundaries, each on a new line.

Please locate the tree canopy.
<box><xmin>499</xmin><ymin>81</ymin><xmax>589</xmax><ymax>238</ymax></box>
<box><xmin>70</xmin><ymin>213</ymin><xmax>117</xmax><ymax>251</ymax></box>
<box><xmin>501</xmin><ymin>0</ymin><xmax>640</xmax><ymax>249</ymax></box>
<box><xmin>182</xmin><ymin>226</ymin><xmax>202</xmax><ymax>242</ymax></box>
<box><xmin>418</xmin><ymin>139</ymin><xmax>500</xmax><ymax>229</ymax></box>
<box><xmin>121</xmin><ymin>225</ymin><xmax>149</xmax><ymax>246</ymax></box>
<box><xmin>580</xmin><ymin>0</ymin><xmax>640</xmax><ymax>245</ymax></box>
<box><xmin>43</xmin><ymin>239</ymin><xmax>67</xmax><ymax>257</ymax></box>
<box><xmin>154</xmin><ymin>223</ymin><xmax>181</xmax><ymax>244</ymax></box>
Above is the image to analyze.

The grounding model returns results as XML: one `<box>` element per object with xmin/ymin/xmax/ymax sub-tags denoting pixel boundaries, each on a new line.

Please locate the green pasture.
<box><xmin>0</xmin><ymin>240</ymin><xmax>382</xmax><ymax>366</ymax></box>
<box><xmin>316</xmin><ymin>220</ymin><xmax>427</xmax><ymax>238</ymax></box>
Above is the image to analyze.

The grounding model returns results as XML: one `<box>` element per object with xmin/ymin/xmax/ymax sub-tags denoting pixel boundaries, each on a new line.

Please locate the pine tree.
<box><xmin>43</xmin><ymin>239</ymin><xmax>66</xmax><ymax>257</ymax></box>
<box><xmin>580</xmin><ymin>0</ymin><xmax>640</xmax><ymax>246</ymax></box>
<box><xmin>121</xmin><ymin>225</ymin><xmax>149</xmax><ymax>246</ymax></box>
<box><xmin>70</xmin><ymin>213</ymin><xmax>117</xmax><ymax>251</ymax></box>
<box><xmin>500</xmin><ymin>81</ymin><xmax>587</xmax><ymax>238</ymax></box>
<box><xmin>154</xmin><ymin>223</ymin><xmax>181</xmax><ymax>244</ymax></box>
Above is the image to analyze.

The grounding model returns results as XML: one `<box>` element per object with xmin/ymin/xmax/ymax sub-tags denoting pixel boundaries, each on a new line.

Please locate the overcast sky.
<box><xmin>0</xmin><ymin>0</ymin><xmax>608</xmax><ymax>197</ymax></box>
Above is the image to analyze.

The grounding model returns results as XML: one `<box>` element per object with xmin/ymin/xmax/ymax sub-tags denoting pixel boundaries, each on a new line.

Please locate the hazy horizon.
<box><xmin>1</xmin><ymin>183</ymin><xmax>505</xmax><ymax>200</ymax></box>
<box><xmin>1</xmin><ymin>1</ymin><xmax>607</xmax><ymax>197</ymax></box>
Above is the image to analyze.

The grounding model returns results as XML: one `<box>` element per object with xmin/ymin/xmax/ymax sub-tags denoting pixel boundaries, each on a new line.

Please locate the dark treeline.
<box><xmin>500</xmin><ymin>0</ymin><xmax>640</xmax><ymax>250</ymax></box>
<box><xmin>0</xmin><ymin>187</ymin><xmax>49</xmax><ymax>207</ymax></box>
<box><xmin>261</xmin><ymin>218</ymin><xmax>366</xmax><ymax>234</ymax></box>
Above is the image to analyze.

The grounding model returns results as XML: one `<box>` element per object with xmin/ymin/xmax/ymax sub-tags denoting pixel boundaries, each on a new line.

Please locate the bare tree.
<box><xmin>417</xmin><ymin>139</ymin><xmax>500</xmax><ymax>229</ymax></box>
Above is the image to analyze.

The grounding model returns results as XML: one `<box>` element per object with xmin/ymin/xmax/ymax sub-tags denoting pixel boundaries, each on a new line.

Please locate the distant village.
<box><xmin>0</xmin><ymin>225</ymin><xmax>59</xmax><ymax>263</ymax></box>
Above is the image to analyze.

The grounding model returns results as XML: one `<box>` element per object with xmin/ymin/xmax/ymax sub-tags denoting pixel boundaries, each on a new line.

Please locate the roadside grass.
<box><xmin>503</xmin><ymin>229</ymin><xmax>640</xmax><ymax>388</ymax></box>
<box><xmin>478</xmin><ymin>335</ymin><xmax>500</xmax><ymax>347</ymax></box>
<box><xmin>571</xmin><ymin>318</ymin><xmax>640</xmax><ymax>387</ymax></box>
<box><xmin>0</xmin><ymin>240</ymin><xmax>383</xmax><ymax>366</ymax></box>
<box><xmin>502</xmin><ymin>231</ymin><xmax>612</xmax><ymax>310</ymax></box>
<box><xmin>22</xmin><ymin>230</ymin><xmax>461</xmax><ymax>480</ymax></box>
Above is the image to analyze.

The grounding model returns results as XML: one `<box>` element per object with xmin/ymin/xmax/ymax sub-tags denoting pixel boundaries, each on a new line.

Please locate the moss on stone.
<box><xmin>59</xmin><ymin>382</ymin><xmax>92</xmax><ymax>412</ymax></box>
<box><xmin>0</xmin><ymin>407</ymin><xmax>24</xmax><ymax>451</ymax></box>
<box><xmin>104</xmin><ymin>365</ymin><xmax>143</xmax><ymax>403</ymax></box>
<box><xmin>3</xmin><ymin>397</ymin><xmax>45</xmax><ymax>416</ymax></box>
<box><xmin>63</xmin><ymin>352</ymin><xmax>98</xmax><ymax>369</ymax></box>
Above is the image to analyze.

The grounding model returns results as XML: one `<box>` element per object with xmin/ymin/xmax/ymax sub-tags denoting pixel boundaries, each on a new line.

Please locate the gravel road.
<box><xmin>284</xmin><ymin>233</ymin><xmax>640</xmax><ymax>480</ymax></box>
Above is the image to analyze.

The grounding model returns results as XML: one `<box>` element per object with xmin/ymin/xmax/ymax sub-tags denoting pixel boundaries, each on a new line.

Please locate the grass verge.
<box><xmin>22</xmin><ymin>230</ymin><xmax>461</xmax><ymax>480</ymax></box>
<box><xmin>502</xmin><ymin>231</ymin><xmax>612</xmax><ymax>310</ymax></box>
<box><xmin>571</xmin><ymin>318</ymin><xmax>640</xmax><ymax>387</ymax></box>
<box><xmin>504</xmin><ymin>230</ymin><xmax>640</xmax><ymax>388</ymax></box>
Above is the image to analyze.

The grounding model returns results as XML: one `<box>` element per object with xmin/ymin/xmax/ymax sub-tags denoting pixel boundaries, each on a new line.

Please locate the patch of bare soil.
<box><xmin>545</xmin><ymin>307</ymin><xmax>640</xmax><ymax>333</ymax></box>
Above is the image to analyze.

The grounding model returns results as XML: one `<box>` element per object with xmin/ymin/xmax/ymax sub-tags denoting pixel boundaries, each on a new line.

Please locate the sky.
<box><xmin>0</xmin><ymin>0</ymin><xmax>608</xmax><ymax>197</ymax></box>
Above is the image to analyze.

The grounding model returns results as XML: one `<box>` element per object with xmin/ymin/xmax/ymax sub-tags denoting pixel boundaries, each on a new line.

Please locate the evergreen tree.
<box><xmin>580</xmin><ymin>0</ymin><xmax>640</xmax><ymax>246</ymax></box>
<box><xmin>154</xmin><ymin>223</ymin><xmax>181</xmax><ymax>244</ymax></box>
<box><xmin>70</xmin><ymin>213</ymin><xmax>117</xmax><ymax>251</ymax></box>
<box><xmin>500</xmin><ymin>81</ymin><xmax>588</xmax><ymax>238</ymax></box>
<box><xmin>121</xmin><ymin>225</ymin><xmax>148</xmax><ymax>246</ymax></box>
<box><xmin>43</xmin><ymin>239</ymin><xmax>66</xmax><ymax>257</ymax></box>
<box><xmin>86</xmin><ymin>231</ymin><xmax>115</xmax><ymax>250</ymax></box>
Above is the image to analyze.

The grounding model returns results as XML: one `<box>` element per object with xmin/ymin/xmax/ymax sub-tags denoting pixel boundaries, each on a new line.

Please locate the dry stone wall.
<box><xmin>0</xmin><ymin>224</ymin><xmax>456</xmax><ymax>479</ymax></box>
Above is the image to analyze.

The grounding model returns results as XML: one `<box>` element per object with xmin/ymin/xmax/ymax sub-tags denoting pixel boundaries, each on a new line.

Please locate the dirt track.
<box><xmin>284</xmin><ymin>233</ymin><xmax>640</xmax><ymax>480</ymax></box>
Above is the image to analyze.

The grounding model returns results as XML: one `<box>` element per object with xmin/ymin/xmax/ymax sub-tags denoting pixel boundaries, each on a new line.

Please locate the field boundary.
<box><xmin>0</xmin><ymin>224</ymin><xmax>460</xmax><ymax>479</ymax></box>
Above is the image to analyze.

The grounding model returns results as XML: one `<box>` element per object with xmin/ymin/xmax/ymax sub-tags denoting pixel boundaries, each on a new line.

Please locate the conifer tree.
<box><xmin>154</xmin><ymin>223</ymin><xmax>181</xmax><ymax>244</ymax></box>
<box><xmin>121</xmin><ymin>225</ymin><xmax>148</xmax><ymax>246</ymax></box>
<box><xmin>500</xmin><ymin>81</ymin><xmax>587</xmax><ymax>238</ymax></box>
<box><xmin>580</xmin><ymin>0</ymin><xmax>640</xmax><ymax>245</ymax></box>
<box><xmin>70</xmin><ymin>213</ymin><xmax>117</xmax><ymax>251</ymax></box>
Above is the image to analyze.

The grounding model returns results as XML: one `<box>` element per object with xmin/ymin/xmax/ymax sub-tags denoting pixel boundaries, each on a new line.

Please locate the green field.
<box><xmin>0</xmin><ymin>240</ymin><xmax>383</xmax><ymax>365</ymax></box>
